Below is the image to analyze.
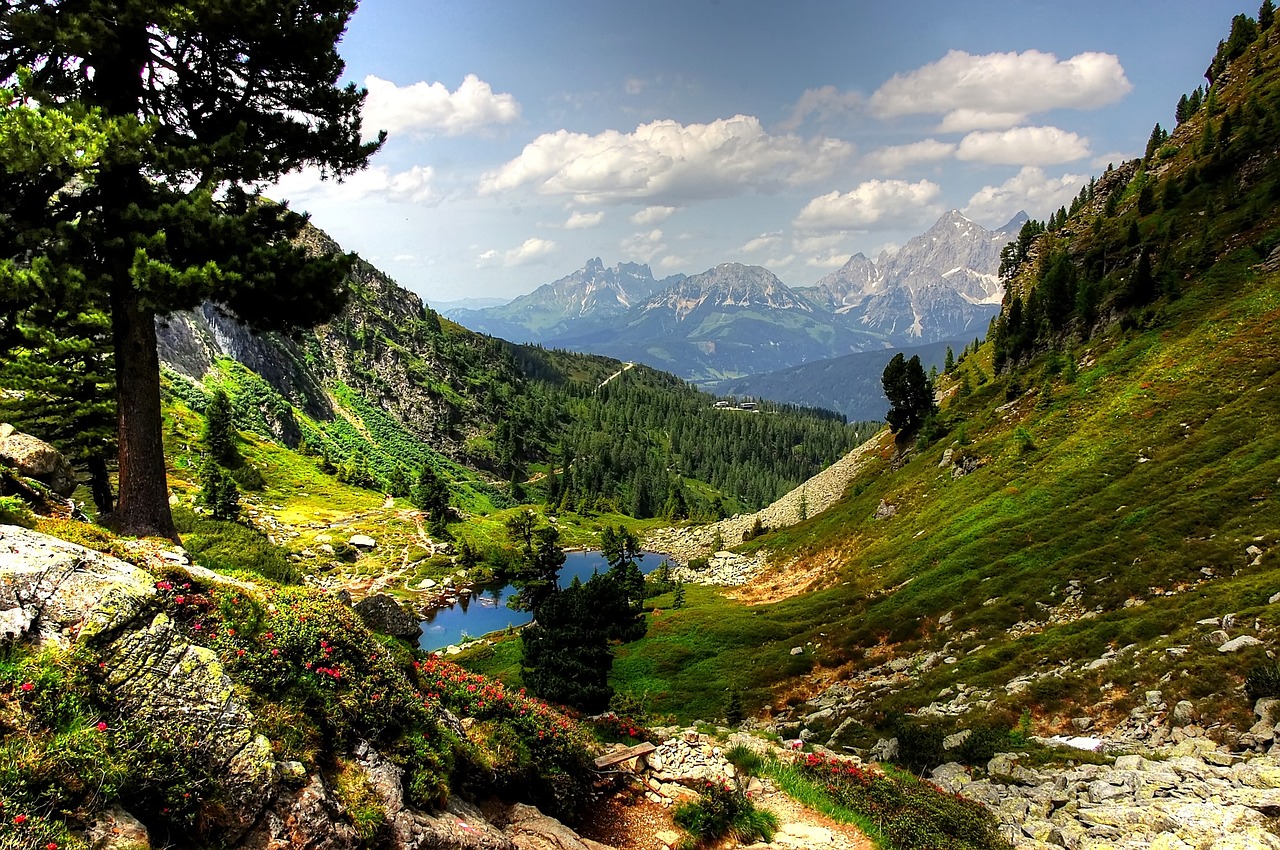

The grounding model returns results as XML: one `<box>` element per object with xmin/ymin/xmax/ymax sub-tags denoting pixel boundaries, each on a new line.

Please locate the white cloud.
<box><xmin>956</xmin><ymin>126</ymin><xmax>1090</xmax><ymax>165</ymax></box>
<box><xmin>631</xmin><ymin>205</ymin><xmax>677</xmax><ymax>225</ymax></box>
<box><xmin>963</xmin><ymin>166</ymin><xmax>1088</xmax><ymax>225</ymax></box>
<box><xmin>271</xmin><ymin>164</ymin><xmax>436</xmax><ymax>205</ymax></box>
<box><xmin>765</xmin><ymin>253</ymin><xmax>796</xmax><ymax>269</ymax></box>
<box><xmin>936</xmin><ymin>109</ymin><xmax>1028</xmax><ymax>133</ymax></box>
<box><xmin>620</xmin><ymin>228</ymin><xmax>666</xmax><ymax>262</ymax></box>
<box><xmin>741</xmin><ymin>232</ymin><xmax>784</xmax><ymax>254</ymax></box>
<box><xmin>792</xmin><ymin>233</ymin><xmax>851</xmax><ymax>255</ymax></box>
<box><xmin>870</xmin><ymin>49</ymin><xmax>1131</xmax><ymax>128</ymax></box>
<box><xmin>658</xmin><ymin>255</ymin><xmax>689</xmax><ymax>271</ymax></box>
<box><xmin>362</xmin><ymin>74</ymin><xmax>520</xmax><ymax>138</ymax></box>
<box><xmin>564</xmin><ymin>210</ymin><xmax>604</xmax><ymax>229</ymax></box>
<box><xmin>476</xmin><ymin>236</ymin><xmax>558</xmax><ymax>268</ymax></box>
<box><xmin>480</xmin><ymin>115</ymin><xmax>853</xmax><ymax>204</ymax></box>
<box><xmin>780</xmin><ymin>85</ymin><xmax>863</xmax><ymax>131</ymax></box>
<box><xmin>864</xmin><ymin>139</ymin><xmax>956</xmax><ymax>172</ymax></box>
<box><xmin>805</xmin><ymin>251</ymin><xmax>853</xmax><ymax>269</ymax></box>
<box><xmin>625</xmin><ymin>77</ymin><xmax>647</xmax><ymax>95</ymax></box>
<box><xmin>793</xmin><ymin>179</ymin><xmax>943</xmax><ymax>233</ymax></box>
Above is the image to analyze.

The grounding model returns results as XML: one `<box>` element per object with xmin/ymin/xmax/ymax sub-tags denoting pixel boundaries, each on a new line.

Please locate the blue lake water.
<box><xmin>417</xmin><ymin>549</ymin><xmax>670</xmax><ymax>651</ymax></box>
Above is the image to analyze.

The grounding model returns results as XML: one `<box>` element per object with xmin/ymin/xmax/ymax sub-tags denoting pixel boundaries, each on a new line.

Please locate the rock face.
<box><xmin>354</xmin><ymin>592</ymin><xmax>423</xmax><ymax>639</ymax></box>
<box><xmin>0</xmin><ymin>423</ymin><xmax>77</xmax><ymax>496</ymax></box>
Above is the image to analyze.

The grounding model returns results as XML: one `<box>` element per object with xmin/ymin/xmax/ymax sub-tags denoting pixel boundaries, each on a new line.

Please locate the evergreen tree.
<box><xmin>198</xmin><ymin>460</ymin><xmax>240</xmax><ymax>521</ymax></box>
<box><xmin>0</xmin><ymin>0</ymin><xmax>383</xmax><ymax>539</ymax></box>
<box><xmin>882</xmin><ymin>353</ymin><xmax>937</xmax><ymax>434</ymax></box>
<box><xmin>1144</xmin><ymin>123</ymin><xmax>1167</xmax><ymax>161</ymax></box>
<box><xmin>202</xmin><ymin>388</ymin><xmax>237</xmax><ymax>466</ymax></box>
<box><xmin>1262</xmin><ymin>0</ymin><xmax>1276</xmax><ymax>31</ymax></box>
<box><xmin>1136</xmin><ymin>181</ymin><xmax>1156</xmax><ymax>216</ymax></box>
<box><xmin>1176</xmin><ymin>94</ymin><xmax>1191</xmax><ymax>124</ymax></box>
<box><xmin>509</xmin><ymin>522</ymin><xmax>565</xmax><ymax>614</ymax></box>
<box><xmin>520</xmin><ymin>577</ymin><xmax>614</xmax><ymax>712</ymax></box>
<box><xmin>411</xmin><ymin>465</ymin><xmax>450</xmax><ymax>522</ymax></box>
<box><xmin>672</xmin><ymin>580</ymin><xmax>686</xmax><ymax>609</ymax></box>
<box><xmin>944</xmin><ymin>346</ymin><xmax>955</xmax><ymax>373</ymax></box>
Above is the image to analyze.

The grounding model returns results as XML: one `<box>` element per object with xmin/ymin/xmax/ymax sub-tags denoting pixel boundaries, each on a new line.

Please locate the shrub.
<box><xmin>1247</xmin><ymin>662</ymin><xmax>1280</xmax><ymax>701</ymax></box>
<box><xmin>798</xmin><ymin>753</ymin><xmax>1009</xmax><ymax>850</ymax></box>
<box><xmin>673</xmin><ymin>780</ymin><xmax>778</xmax><ymax>848</ymax></box>
<box><xmin>173</xmin><ymin>507</ymin><xmax>300</xmax><ymax>584</ymax></box>
<box><xmin>228</xmin><ymin>463</ymin><xmax>266</xmax><ymax>492</ymax></box>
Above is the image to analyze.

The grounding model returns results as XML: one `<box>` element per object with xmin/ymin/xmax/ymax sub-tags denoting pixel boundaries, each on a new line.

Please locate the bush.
<box><xmin>173</xmin><ymin>507</ymin><xmax>300</xmax><ymax>584</ymax></box>
<box><xmin>673</xmin><ymin>780</ymin><xmax>778</xmax><ymax>848</ymax></box>
<box><xmin>0</xmin><ymin>494</ymin><xmax>35</xmax><ymax>528</ymax></box>
<box><xmin>228</xmin><ymin>463</ymin><xmax>266</xmax><ymax>492</ymax></box>
<box><xmin>1247</xmin><ymin>662</ymin><xmax>1280</xmax><ymax>701</ymax></box>
<box><xmin>893</xmin><ymin>718</ymin><xmax>946</xmax><ymax>773</ymax></box>
<box><xmin>798</xmin><ymin>753</ymin><xmax>1010</xmax><ymax>850</ymax></box>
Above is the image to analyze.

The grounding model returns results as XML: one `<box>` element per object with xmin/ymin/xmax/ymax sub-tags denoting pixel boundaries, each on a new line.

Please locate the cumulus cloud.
<box><xmin>793</xmin><ymin>179</ymin><xmax>943</xmax><ymax>233</ymax></box>
<box><xmin>620</xmin><ymin>228</ymin><xmax>667</xmax><ymax>262</ymax></box>
<box><xmin>564</xmin><ymin>210</ymin><xmax>604</xmax><ymax>229</ymax></box>
<box><xmin>963</xmin><ymin>166</ymin><xmax>1088</xmax><ymax>224</ymax></box>
<box><xmin>779</xmin><ymin>85</ymin><xmax>863</xmax><ymax>131</ymax></box>
<box><xmin>362</xmin><ymin>74</ymin><xmax>520</xmax><ymax>138</ymax></box>
<box><xmin>631</xmin><ymin>205</ymin><xmax>677</xmax><ymax>225</ymax></box>
<box><xmin>658</xmin><ymin>255</ymin><xmax>689</xmax><ymax>271</ymax></box>
<box><xmin>805</xmin><ymin>251</ymin><xmax>853</xmax><ymax>270</ymax></box>
<box><xmin>271</xmin><ymin>164</ymin><xmax>436</xmax><ymax>205</ymax></box>
<box><xmin>740</xmin><ymin>232</ymin><xmax>784</xmax><ymax>254</ymax></box>
<box><xmin>480</xmin><ymin>115</ymin><xmax>853</xmax><ymax>204</ymax></box>
<box><xmin>863</xmin><ymin>139</ymin><xmax>957</xmax><ymax>172</ymax></box>
<box><xmin>955</xmin><ymin>126</ymin><xmax>1090</xmax><ymax>165</ymax></box>
<box><xmin>476</xmin><ymin>236</ymin><xmax>558</xmax><ymax>268</ymax></box>
<box><xmin>870</xmin><ymin>50</ymin><xmax>1130</xmax><ymax>128</ymax></box>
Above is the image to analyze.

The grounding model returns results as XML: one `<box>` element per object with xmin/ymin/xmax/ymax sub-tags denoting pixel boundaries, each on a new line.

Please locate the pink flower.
<box><xmin>174</xmin><ymin>595</ymin><xmax>185</xmax><ymax>605</ymax></box>
<box><xmin>96</xmin><ymin>721</ymin><xmax>108</xmax><ymax>732</ymax></box>
<box><xmin>271</xmin><ymin>648</ymin><xmax>280</xmax><ymax>656</ymax></box>
<box><xmin>19</xmin><ymin>682</ymin><xmax>33</xmax><ymax>692</ymax></box>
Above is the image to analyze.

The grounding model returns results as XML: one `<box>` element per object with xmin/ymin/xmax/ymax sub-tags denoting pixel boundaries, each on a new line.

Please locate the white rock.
<box><xmin>1219</xmin><ymin>635</ymin><xmax>1263</xmax><ymax>653</ymax></box>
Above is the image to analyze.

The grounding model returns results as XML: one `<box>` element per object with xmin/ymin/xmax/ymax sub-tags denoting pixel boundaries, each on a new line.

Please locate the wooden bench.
<box><xmin>593</xmin><ymin>741</ymin><xmax>656</xmax><ymax>769</ymax></box>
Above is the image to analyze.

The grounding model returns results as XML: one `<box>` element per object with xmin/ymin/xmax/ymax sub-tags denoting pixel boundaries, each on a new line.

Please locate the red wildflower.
<box><xmin>174</xmin><ymin>595</ymin><xmax>185</xmax><ymax>605</ymax></box>
<box><xmin>19</xmin><ymin>682</ymin><xmax>33</xmax><ymax>692</ymax></box>
<box><xmin>13</xmin><ymin>814</ymin><xmax>26</xmax><ymax>824</ymax></box>
<box><xmin>96</xmin><ymin>721</ymin><xmax>108</xmax><ymax>732</ymax></box>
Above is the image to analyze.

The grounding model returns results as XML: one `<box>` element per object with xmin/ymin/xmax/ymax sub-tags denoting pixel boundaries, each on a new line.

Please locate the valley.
<box><xmin>2</xmin><ymin>5</ymin><xmax>1280</xmax><ymax>850</ymax></box>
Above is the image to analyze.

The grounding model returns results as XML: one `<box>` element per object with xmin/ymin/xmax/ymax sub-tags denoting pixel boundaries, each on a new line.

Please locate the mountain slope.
<box><xmin>798</xmin><ymin>209</ymin><xmax>1023</xmax><ymax>342</ymax></box>
<box><xmin>711</xmin><ymin>339</ymin><xmax>957</xmax><ymax>422</ymax></box>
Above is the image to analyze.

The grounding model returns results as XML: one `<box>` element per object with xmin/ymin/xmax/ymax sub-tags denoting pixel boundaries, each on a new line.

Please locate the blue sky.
<box><xmin>273</xmin><ymin>0</ymin><xmax>1252</xmax><ymax>303</ymax></box>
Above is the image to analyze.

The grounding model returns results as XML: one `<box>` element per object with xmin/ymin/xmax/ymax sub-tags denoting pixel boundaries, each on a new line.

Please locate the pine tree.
<box><xmin>1262</xmin><ymin>0</ymin><xmax>1276</xmax><ymax>31</ymax></box>
<box><xmin>202</xmin><ymin>388</ymin><xmax>237</xmax><ymax>466</ymax></box>
<box><xmin>672</xmin><ymin>581</ymin><xmax>686</xmax><ymax>609</ymax></box>
<box><xmin>882</xmin><ymin>353</ymin><xmax>937</xmax><ymax>434</ymax></box>
<box><xmin>0</xmin><ymin>1</ymin><xmax>383</xmax><ymax>539</ymax></box>
<box><xmin>198</xmin><ymin>460</ymin><xmax>240</xmax><ymax>521</ymax></box>
<box><xmin>944</xmin><ymin>346</ymin><xmax>954</xmax><ymax>373</ymax></box>
<box><xmin>411</xmin><ymin>466</ymin><xmax>450</xmax><ymax>522</ymax></box>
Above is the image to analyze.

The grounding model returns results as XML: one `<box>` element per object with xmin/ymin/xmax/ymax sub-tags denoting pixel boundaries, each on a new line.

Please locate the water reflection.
<box><xmin>417</xmin><ymin>550</ymin><xmax>666</xmax><ymax>651</ymax></box>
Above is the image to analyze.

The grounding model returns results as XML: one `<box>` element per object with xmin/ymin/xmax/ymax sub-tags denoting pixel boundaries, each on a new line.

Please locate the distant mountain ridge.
<box><xmin>796</xmin><ymin>209</ymin><xmax>1025</xmax><ymax>342</ymax></box>
<box><xmin>449</xmin><ymin>258</ymin><xmax>682</xmax><ymax>342</ymax></box>
<box><xmin>448</xmin><ymin>210</ymin><xmax>1025</xmax><ymax>387</ymax></box>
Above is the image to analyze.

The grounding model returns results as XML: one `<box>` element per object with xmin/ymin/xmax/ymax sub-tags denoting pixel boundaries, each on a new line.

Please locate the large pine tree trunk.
<box><xmin>108</xmin><ymin>285</ymin><xmax>177</xmax><ymax>541</ymax></box>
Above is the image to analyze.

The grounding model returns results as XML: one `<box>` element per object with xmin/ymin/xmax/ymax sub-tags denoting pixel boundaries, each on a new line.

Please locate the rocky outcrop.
<box><xmin>0</xmin><ymin>423</ymin><xmax>77</xmax><ymax>496</ymax></box>
<box><xmin>0</xmin><ymin>524</ymin><xmax>279</xmax><ymax>841</ymax></box>
<box><xmin>354</xmin><ymin>592</ymin><xmax>423</xmax><ymax>639</ymax></box>
<box><xmin>932</xmin><ymin>745</ymin><xmax>1280</xmax><ymax>850</ymax></box>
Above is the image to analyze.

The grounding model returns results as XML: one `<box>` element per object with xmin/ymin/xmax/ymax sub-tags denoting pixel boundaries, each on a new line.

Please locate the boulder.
<box><xmin>0</xmin><ymin>423</ymin><xmax>77</xmax><ymax>496</ymax></box>
<box><xmin>87</xmin><ymin>805</ymin><xmax>152</xmax><ymax>850</ymax></box>
<box><xmin>353</xmin><ymin>593</ymin><xmax>422</xmax><ymax>639</ymax></box>
<box><xmin>349</xmin><ymin>534</ymin><xmax>376</xmax><ymax>549</ymax></box>
<box><xmin>1219</xmin><ymin>635</ymin><xmax>1263</xmax><ymax>653</ymax></box>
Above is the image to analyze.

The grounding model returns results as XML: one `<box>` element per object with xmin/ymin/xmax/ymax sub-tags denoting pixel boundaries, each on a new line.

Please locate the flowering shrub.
<box><xmin>797</xmin><ymin>753</ymin><xmax>1010</xmax><ymax>850</ymax></box>
<box><xmin>588</xmin><ymin>712</ymin><xmax>658</xmax><ymax>745</ymax></box>
<box><xmin>672</xmin><ymin>779</ymin><xmax>777</xmax><ymax>848</ymax></box>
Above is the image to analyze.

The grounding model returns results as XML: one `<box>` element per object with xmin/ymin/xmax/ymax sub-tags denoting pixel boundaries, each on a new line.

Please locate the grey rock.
<box><xmin>1219</xmin><ymin>635</ymin><xmax>1263</xmax><ymax>653</ymax></box>
<box><xmin>87</xmin><ymin>805</ymin><xmax>151</xmax><ymax>850</ymax></box>
<box><xmin>0</xmin><ymin>423</ymin><xmax>77</xmax><ymax>496</ymax></box>
<box><xmin>353</xmin><ymin>593</ymin><xmax>422</xmax><ymax>639</ymax></box>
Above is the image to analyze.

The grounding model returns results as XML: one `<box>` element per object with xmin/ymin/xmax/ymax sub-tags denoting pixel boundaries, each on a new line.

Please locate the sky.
<box><xmin>272</xmin><ymin>0</ymin><xmax>1254</xmax><ymax>304</ymax></box>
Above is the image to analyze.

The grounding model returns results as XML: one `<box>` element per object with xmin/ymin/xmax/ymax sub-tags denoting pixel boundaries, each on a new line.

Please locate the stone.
<box><xmin>789</xmin><ymin>645</ymin><xmax>804</xmax><ymax>655</ymax></box>
<box><xmin>1071</xmin><ymin>717</ymin><xmax>1094</xmax><ymax>731</ymax></box>
<box><xmin>1172</xmin><ymin>700</ymin><xmax>1198</xmax><ymax>727</ymax></box>
<box><xmin>87</xmin><ymin>805</ymin><xmax>151</xmax><ymax>850</ymax></box>
<box><xmin>874</xmin><ymin>499</ymin><xmax>897</xmax><ymax>519</ymax></box>
<box><xmin>1219</xmin><ymin>635</ymin><xmax>1263</xmax><ymax>653</ymax></box>
<box><xmin>871</xmin><ymin>737</ymin><xmax>899</xmax><ymax>761</ymax></box>
<box><xmin>0</xmin><ymin>423</ymin><xmax>77</xmax><ymax>496</ymax></box>
<box><xmin>943</xmin><ymin>729</ymin><xmax>972</xmax><ymax>750</ymax></box>
<box><xmin>348</xmin><ymin>534</ymin><xmax>376</xmax><ymax>549</ymax></box>
<box><xmin>772</xmin><ymin>822</ymin><xmax>834</xmax><ymax>847</ymax></box>
<box><xmin>353</xmin><ymin>593</ymin><xmax>422</xmax><ymax>639</ymax></box>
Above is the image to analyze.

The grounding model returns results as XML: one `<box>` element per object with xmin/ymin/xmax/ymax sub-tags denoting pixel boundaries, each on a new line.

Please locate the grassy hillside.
<box><xmin>460</xmin><ymin>18</ymin><xmax>1280</xmax><ymax>737</ymax></box>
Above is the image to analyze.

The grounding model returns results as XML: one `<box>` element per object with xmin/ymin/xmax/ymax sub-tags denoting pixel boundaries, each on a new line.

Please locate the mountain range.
<box><xmin>450</xmin><ymin>210</ymin><xmax>1024</xmax><ymax>385</ymax></box>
